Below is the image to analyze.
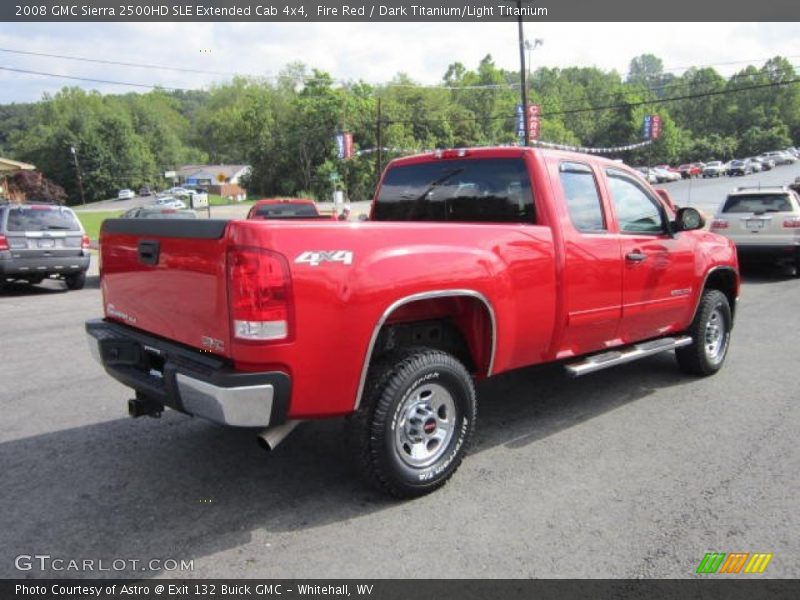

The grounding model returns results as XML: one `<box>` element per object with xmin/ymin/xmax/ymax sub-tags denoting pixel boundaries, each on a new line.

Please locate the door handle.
<box><xmin>626</xmin><ymin>251</ymin><xmax>647</xmax><ymax>262</ymax></box>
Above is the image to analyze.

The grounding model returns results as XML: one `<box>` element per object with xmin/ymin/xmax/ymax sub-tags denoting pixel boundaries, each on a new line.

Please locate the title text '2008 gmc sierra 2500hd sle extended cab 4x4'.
<box><xmin>87</xmin><ymin>147</ymin><xmax>739</xmax><ymax>497</ymax></box>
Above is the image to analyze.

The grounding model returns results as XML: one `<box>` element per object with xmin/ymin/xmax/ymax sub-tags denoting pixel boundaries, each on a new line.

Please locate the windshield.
<box><xmin>373</xmin><ymin>158</ymin><xmax>535</xmax><ymax>223</ymax></box>
<box><xmin>722</xmin><ymin>194</ymin><xmax>792</xmax><ymax>213</ymax></box>
<box><xmin>5</xmin><ymin>206</ymin><xmax>81</xmax><ymax>231</ymax></box>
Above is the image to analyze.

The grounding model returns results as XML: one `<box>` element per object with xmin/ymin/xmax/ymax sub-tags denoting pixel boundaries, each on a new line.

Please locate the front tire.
<box><xmin>676</xmin><ymin>289</ymin><xmax>732</xmax><ymax>376</ymax></box>
<box><xmin>347</xmin><ymin>348</ymin><xmax>477</xmax><ymax>498</ymax></box>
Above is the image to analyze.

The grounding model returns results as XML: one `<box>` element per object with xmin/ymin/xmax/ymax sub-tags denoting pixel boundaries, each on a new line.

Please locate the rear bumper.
<box><xmin>0</xmin><ymin>253</ymin><xmax>90</xmax><ymax>276</ymax></box>
<box><xmin>85</xmin><ymin>319</ymin><xmax>290</xmax><ymax>428</ymax></box>
<box><xmin>735</xmin><ymin>244</ymin><xmax>800</xmax><ymax>263</ymax></box>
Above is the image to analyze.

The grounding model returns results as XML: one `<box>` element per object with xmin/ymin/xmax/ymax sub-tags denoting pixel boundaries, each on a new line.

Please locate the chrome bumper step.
<box><xmin>564</xmin><ymin>336</ymin><xmax>693</xmax><ymax>377</ymax></box>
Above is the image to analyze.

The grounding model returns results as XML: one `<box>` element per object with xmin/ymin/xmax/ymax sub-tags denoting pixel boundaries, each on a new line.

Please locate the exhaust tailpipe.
<box><xmin>257</xmin><ymin>420</ymin><xmax>302</xmax><ymax>451</ymax></box>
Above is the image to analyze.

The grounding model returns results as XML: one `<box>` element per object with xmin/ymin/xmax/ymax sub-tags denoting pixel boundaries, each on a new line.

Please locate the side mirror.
<box><xmin>674</xmin><ymin>207</ymin><xmax>705</xmax><ymax>232</ymax></box>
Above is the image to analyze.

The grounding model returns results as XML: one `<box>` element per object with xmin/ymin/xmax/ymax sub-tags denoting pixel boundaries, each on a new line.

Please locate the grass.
<box><xmin>207</xmin><ymin>194</ymin><xmax>255</xmax><ymax>206</ymax></box>
<box><xmin>77</xmin><ymin>210</ymin><xmax>122</xmax><ymax>240</ymax></box>
<box><xmin>208</xmin><ymin>194</ymin><xmax>229</xmax><ymax>206</ymax></box>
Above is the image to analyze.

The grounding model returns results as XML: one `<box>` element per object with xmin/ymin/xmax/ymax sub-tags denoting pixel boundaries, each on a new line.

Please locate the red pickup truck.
<box><xmin>87</xmin><ymin>147</ymin><xmax>739</xmax><ymax>497</ymax></box>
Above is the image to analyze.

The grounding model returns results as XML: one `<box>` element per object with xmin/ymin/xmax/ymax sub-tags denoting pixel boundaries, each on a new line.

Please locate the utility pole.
<box><xmin>70</xmin><ymin>145</ymin><xmax>86</xmax><ymax>206</ymax></box>
<box><xmin>376</xmin><ymin>97</ymin><xmax>383</xmax><ymax>182</ymax></box>
<box><xmin>516</xmin><ymin>1</ymin><xmax>530</xmax><ymax>147</ymax></box>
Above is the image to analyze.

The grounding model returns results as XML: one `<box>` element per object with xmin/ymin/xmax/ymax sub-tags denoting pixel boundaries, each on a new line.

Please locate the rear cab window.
<box><xmin>721</xmin><ymin>194</ymin><xmax>794</xmax><ymax>214</ymax></box>
<box><xmin>5</xmin><ymin>206</ymin><xmax>81</xmax><ymax>232</ymax></box>
<box><xmin>373</xmin><ymin>158</ymin><xmax>535</xmax><ymax>223</ymax></box>
<box><xmin>252</xmin><ymin>203</ymin><xmax>319</xmax><ymax>218</ymax></box>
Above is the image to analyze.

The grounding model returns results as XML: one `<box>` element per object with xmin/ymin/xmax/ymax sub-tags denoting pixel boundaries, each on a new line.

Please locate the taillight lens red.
<box><xmin>0</xmin><ymin>235</ymin><xmax>8</xmax><ymax>251</ymax></box>
<box><xmin>782</xmin><ymin>218</ymin><xmax>800</xmax><ymax>228</ymax></box>
<box><xmin>227</xmin><ymin>247</ymin><xmax>292</xmax><ymax>341</ymax></box>
<box><xmin>711</xmin><ymin>219</ymin><xmax>729</xmax><ymax>229</ymax></box>
<box><xmin>81</xmin><ymin>234</ymin><xmax>91</xmax><ymax>249</ymax></box>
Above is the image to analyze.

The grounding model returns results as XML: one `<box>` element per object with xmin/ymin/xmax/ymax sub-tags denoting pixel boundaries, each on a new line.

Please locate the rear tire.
<box><xmin>346</xmin><ymin>347</ymin><xmax>477</xmax><ymax>498</ymax></box>
<box><xmin>676</xmin><ymin>289</ymin><xmax>732</xmax><ymax>376</ymax></box>
<box><xmin>65</xmin><ymin>271</ymin><xmax>86</xmax><ymax>290</ymax></box>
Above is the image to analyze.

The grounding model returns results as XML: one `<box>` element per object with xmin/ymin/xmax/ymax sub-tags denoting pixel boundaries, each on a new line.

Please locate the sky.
<box><xmin>0</xmin><ymin>22</ymin><xmax>799</xmax><ymax>103</ymax></box>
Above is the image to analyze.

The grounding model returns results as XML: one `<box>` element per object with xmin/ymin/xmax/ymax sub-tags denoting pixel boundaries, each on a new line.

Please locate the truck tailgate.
<box><xmin>100</xmin><ymin>219</ymin><xmax>232</xmax><ymax>356</ymax></box>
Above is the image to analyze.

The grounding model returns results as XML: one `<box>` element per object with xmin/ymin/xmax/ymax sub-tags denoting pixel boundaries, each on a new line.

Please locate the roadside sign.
<box><xmin>517</xmin><ymin>104</ymin><xmax>541</xmax><ymax>140</ymax></box>
<box><xmin>164</xmin><ymin>170</ymin><xmax>176</xmax><ymax>179</ymax></box>
<box><xmin>651</xmin><ymin>115</ymin><xmax>662</xmax><ymax>139</ymax></box>
<box><xmin>643</xmin><ymin>115</ymin><xmax>652</xmax><ymax>140</ymax></box>
<box><xmin>643</xmin><ymin>114</ymin><xmax>661</xmax><ymax>140</ymax></box>
<box><xmin>336</xmin><ymin>133</ymin><xmax>353</xmax><ymax>159</ymax></box>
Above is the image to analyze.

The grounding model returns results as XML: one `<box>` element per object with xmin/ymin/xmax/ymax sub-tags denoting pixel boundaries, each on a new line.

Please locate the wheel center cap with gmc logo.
<box><xmin>423</xmin><ymin>418</ymin><xmax>437</xmax><ymax>435</ymax></box>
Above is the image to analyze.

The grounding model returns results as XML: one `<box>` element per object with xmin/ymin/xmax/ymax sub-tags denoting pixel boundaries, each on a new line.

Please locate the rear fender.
<box><xmin>353</xmin><ymin>290</ymin><xmax>496</xmax><ymax>410</ymax></box>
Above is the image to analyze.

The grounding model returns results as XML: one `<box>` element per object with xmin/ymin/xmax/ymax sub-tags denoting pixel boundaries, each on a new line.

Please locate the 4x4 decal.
<box><xmin>295</xmin><ymin>250</ymin><xmax>353</xmax><ymax>266</ymax></box>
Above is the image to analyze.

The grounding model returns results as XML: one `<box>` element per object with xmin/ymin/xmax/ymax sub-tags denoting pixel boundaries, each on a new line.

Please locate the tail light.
<box><xmin>711</xmin><ymin>219</ymin><xmax>729</xmax><ymax>229</ymax></box>
<box><xmin>0</xmin><ymin>235</ymin><xmax>8</xmax><ymax>251</ymax></box>
<box><xmin>227</xmin><ymin>246</ymin><xmax>293</xmax><ymax>341</ymax></box>
<box><xmin>81</xmin><ymin>234</ymin><xmax>91</xmax><ymax>249</ymax></box>
<box><xmin>782</xmin><ymin>217</ymin><xmax>800</xmax><ymax>228</ymax></box>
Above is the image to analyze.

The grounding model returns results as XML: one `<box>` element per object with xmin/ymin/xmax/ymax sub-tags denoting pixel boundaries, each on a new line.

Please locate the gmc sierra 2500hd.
<box><xmin>87</xmin><ymin>147</ymin><xmax>739</xmax><ymax>497</ymax></box>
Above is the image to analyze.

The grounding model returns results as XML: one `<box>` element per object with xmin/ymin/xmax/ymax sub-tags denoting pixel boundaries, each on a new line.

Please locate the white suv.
<box><xmin>710</xmin><ymin>186</ymin><xmax>800</xmax><ymax>274</ymax></box>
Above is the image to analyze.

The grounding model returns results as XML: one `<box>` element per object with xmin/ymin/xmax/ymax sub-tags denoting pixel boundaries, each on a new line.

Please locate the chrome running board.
<box><xmin>564</xmin><ymin>336</ymin><xmax>692</xmax><ymax>377</ymax></box>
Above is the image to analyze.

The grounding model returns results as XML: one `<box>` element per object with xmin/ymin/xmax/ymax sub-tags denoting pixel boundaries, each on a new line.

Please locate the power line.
<box><xmin>637</xmin><ymin>53</ymin><xmax>800</xmax><ymax>76</ymax></box>
<box><xmin>3</xmin><ymin>42</ymin><xmax>798</xmax><ymax>99</ymax></box>
<box><xmin>534</xmin><ymin>63</ymin><xmax>800</xmax><ymax>113</ymax></box>
<box><xmin>0</xmin><ymin>65</ymin><xmax>194</xmax><ymax>91</ymax></box>
<box><xmin>546</xmin><ymin>76</ymin><xmax>800</xmax><ymax>118</ymax></box>
<box><xmin>0</xmin><ymin>47</ymin><xmax>242</xmax><ymax>77</ymax></box>
<box><xmin>383</xmin><ymin>77</ymin><xmax>800</xmax><ymax>125</ymax></box>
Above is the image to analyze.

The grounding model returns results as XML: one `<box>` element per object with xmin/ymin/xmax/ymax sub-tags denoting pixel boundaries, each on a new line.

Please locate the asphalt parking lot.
<box><xmin>2</xmin><ymin>172</ymin><xmax>800</xmax><ymax>579</ymax></box>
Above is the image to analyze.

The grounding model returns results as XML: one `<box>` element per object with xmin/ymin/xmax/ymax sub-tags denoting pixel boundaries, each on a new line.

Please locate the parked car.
<box><xmin>677</xmin><ymin>164</ymin><xmax>702</xmax><ymax>179</ymax></box>
<box><xmin>634</xmin><ymin>167</ymin><xmax>658</xmax><ymax>184</ymax></box>
<box><xmin>117</xmin><ymin>189</ymin><xmax>136</xmax><ymax>200</ymax></box>
<box><xmin>727</xmin><ymin>160</ymin><xmax>751</xmax><ymax>177</ymax></box>
<box><xmin>122</xmin><ymin>207</ymin><xmax>198</xmax><ymax>219</ymax></box>
<box><xmin>703</xmin><ymin>161</ymin><xmax>726</xmax><ymax>178</ymax></box>
<box><xmin>247</xmin><ymin>198</ymin><xmax>335</xmax><ymax>220</ymax></box>
<box><xmin>710</xmin><ymin>185</ymin><xmax>800</xmax><ymax>274</ymax></box>
<box><xmin>174</xmin><ymin>186</ymin><xmax>209</xmax><ymax>208</ymax></box>
<box><xmin>757</xmin><ymin>156</ymin><xmax>775</xmax><ymax>170</ymax></box>
<box><xmin>87</xmin><ymin>146</ymin><xmax>739</xmax><ymax>497</ymax></box>
<box><xmin>161</xmin><ymin>187</ymin><xmax>191</xmax><ymax>197</ymax></box>
<box><xmin>761</xmin><ymin>151</ymin><xmax>796</xmax><ymax>166</ymax></box>
<box><xmin>651</xmin><ymin>167</ymin><xmax>681</xmax><ymax>183</ymax></box>
<box><xmin>138</xmin><ymin>186</ymin><xmax>153</xmax><ymax>197</ymax></box>
<box><xmin>0</xmin><ymin>201</ymin><xmax>91</xmax><ymax>290</ymax></box>
<box><xmin>151</xmin><ymin>197</ymin><xmax>187</xmax><ymax>210</ymax></box>
<box><xmin>745</xmin><ymin>158</ymin><xmax>763</xmax><ymax>173</ymax></box>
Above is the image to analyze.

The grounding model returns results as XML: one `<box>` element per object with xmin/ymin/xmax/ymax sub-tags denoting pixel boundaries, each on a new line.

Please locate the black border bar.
<box><xmin>4</xmin><ymin>579</ymin><xmax>800</xmax><ymax>600</ymax></box>
<box><xmin>3</xmin><ymin>1</ymin><xmax>798</xmax><ymax>22</ymax></box>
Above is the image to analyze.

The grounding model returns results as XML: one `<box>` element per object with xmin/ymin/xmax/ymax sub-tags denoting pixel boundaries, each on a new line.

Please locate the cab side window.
<box><xmin>606</xmin><ymin>170</ymin><xmax>665</xmax><ymax>234</ymax></box>
<box><xmin>559</xmin><ymin>162</ymin><xmax>606</xmax><ymax>233</ymax></box>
